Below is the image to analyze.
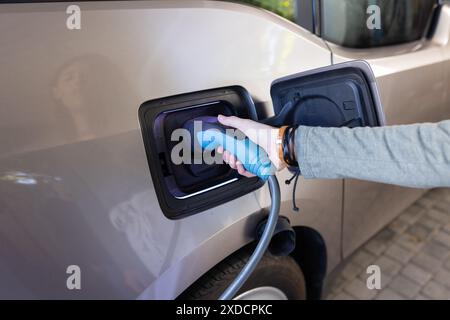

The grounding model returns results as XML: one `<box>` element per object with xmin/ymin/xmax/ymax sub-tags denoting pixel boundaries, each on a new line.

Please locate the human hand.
<box><xmin>216</xmin><ymin>115</ymin><xmax>286</xmax><ymax>177</ymax></box>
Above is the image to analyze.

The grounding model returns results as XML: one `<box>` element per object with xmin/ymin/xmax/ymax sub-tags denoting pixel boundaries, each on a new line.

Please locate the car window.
<box><xmin>320</xmin><ymin>0</ymin><xmax>437</xmax><ymax>48</ymax></box>
<box><xmin>2</xmin><ymin>0</ymin><xmax>437</xmax><ymax>49</ymax></box>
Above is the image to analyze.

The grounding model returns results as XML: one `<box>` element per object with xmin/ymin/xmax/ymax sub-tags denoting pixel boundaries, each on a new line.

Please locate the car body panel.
<box><xmin>0</xmin><ymin>1</ymin><xmax>338</xmax><ymax>299</ymax></box>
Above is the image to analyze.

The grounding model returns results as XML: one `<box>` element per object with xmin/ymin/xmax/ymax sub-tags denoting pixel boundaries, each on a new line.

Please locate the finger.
<box><xmin>243</xmin><ymin>171</ymin><xmax>256</xmax><ymax>178</ymax></box>
<box><xmin>236</xmin><ymin>161</ymin><xmax>256</xmax><ymax>178</ymax></box>
<box><xmin>242</xmin><ymin>170</ymin><xmax>256</xmax><ymax>178</ymax></box>
<box><xmin>217</xmin><ymin>115</ymin><xmax>252</xmax><ymax>132</ymax></box>
<box><xmin>217</xmin><ymin>146</ymin><xmax>224</xmax><ymax>154</ymax></box>
<box><xmin>228</xmin><ymin>154</ymin><xmax>237</xmax><ymax>169</ymax></box>
<box><xmin>222</xmin><ymin>151</ymin><xmax>230</xmax><ymax>163</ymax></box>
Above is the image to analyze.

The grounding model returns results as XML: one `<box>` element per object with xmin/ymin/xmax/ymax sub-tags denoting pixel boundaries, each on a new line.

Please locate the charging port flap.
<box><xmin>266</xmin><ymin>60</ymin><xmax>385</xmax><ymax>128</ymax></box>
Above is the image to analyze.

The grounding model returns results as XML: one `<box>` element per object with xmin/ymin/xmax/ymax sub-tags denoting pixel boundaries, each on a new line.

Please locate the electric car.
<box><xmin>1</xmin><ymin>0</ymin><xmax>449</xmax><ymax>299</ymax></box>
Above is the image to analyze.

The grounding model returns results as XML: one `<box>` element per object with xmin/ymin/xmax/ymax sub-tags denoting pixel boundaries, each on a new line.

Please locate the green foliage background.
<box><xmin>233</xmin><ymin>0</ymin><xmax>296</xmax><ymax>21</ymax></box>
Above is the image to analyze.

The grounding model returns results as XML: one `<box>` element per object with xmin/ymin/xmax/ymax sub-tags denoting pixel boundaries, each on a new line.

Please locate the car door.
<box><xmin>316</xmin><ymin>0</ymin><xmax>450</xmax><ymax>256</ymax></box>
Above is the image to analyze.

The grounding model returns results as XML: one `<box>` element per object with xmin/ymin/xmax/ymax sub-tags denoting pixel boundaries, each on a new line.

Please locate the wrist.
<box><xmin>276</xmin><ymin>126</ymin><xmax>288</xmax><ymax>166</ymax></box>
<box><xmin>270</xmin><ymin>128</ymin><xmax>285</xmax><ymax>170</ymax></box>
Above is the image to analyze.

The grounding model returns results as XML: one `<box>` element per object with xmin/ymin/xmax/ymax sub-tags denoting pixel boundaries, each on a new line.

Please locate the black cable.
<box><xmin>219</xmin><ymin>176</ymin><xmax>281</xmax><ymax>300</ymax></box>
<box><xmin>285</xmin><ymin>169</ymin><xmax>300</xmax><ymax>212</ymax></box>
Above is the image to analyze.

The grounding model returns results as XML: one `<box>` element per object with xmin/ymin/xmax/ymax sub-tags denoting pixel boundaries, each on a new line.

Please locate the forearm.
<box><xmin>295</xmin><ymin>120</ymin><xmax>450</xmax><ymax>188</ymax></box>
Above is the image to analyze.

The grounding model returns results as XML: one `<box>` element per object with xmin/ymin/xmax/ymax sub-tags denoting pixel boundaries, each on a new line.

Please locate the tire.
<box><xmin>179</xmin><ymin>248</ymin><xmax>306</xmax><ymax>300</ymax></box>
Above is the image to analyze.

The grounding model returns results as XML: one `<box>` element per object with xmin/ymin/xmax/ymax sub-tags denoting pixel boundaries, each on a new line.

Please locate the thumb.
<box><xmin>218</xmin><ymin>114</ymin><xmax>283</xmax><ymax>171</ymax></box>
<box><xmin>217</xmin><ymin>115</ymin><xmax>252</xmax><ymax>132</ymax></box>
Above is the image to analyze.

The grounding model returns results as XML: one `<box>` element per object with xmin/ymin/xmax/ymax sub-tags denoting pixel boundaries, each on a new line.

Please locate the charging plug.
<box><xmin>196</xmin><ymin>129</ymin><xmax>276</xmax><ymax>180</ymax></box>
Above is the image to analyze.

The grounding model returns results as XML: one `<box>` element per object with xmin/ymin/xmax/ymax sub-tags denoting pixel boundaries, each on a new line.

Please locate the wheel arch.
<box><xmin>290</xmin><ymin>226</ymin><xmax>328</xmax><ymax>300</ymax></box>
<box><xmin>175</xmin><ymin>225</ymin><xmax>327</xmax><ymax>300</ymax></box>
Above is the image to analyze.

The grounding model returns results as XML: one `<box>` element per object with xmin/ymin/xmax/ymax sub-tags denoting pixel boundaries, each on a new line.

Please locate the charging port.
<box><xmin>139</xmin><ymin>86</ymin><xmax>264</xmax><ymax>219</ymax></box>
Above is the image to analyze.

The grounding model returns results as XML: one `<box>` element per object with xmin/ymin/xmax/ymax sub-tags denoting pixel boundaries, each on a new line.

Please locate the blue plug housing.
<box><xmin>196</xmin><ymin>129</ymin><xmax>276</xmax><ymax>181</ymax></box>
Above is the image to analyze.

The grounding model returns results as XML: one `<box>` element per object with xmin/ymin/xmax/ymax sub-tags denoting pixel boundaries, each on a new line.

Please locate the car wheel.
<box><xmin>179</xmin><ymin>248</ymin><xmax>306</xmax><ymax>300</ymax></box>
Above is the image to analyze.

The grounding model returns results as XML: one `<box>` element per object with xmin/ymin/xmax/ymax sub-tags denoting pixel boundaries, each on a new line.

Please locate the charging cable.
<box><xmin>197</xmin><ymin>129</ymin><xmax>281</xmax><ymax>300</ymax></box>
<box><xmin>219</xmin><ymin>175</ymin><xmax>280</xmax><ymax>300</ymax></box>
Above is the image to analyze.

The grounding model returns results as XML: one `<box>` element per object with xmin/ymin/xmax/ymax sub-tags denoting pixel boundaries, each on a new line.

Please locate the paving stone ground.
<box><xmin>326</xmin><ymin>188</ymin><xmax>450</xmax><ymax>300</ymax></box>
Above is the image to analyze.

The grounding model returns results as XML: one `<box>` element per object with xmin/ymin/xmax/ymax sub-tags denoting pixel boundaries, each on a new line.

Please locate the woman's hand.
<box><xmin>217</xmin><ymin>115</ymin><xmax>286</xmax><ymax>177</ymax></box>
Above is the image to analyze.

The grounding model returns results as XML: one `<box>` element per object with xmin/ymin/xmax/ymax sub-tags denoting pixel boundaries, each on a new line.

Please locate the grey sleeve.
<box><xmin>295</xmin><ymin>120</ymin><xmax>450</xmax><ymax>188</ymax></box>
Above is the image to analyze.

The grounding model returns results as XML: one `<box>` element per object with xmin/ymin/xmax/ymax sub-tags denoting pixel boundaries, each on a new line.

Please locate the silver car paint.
<box><xmin>0</xmin><ymin>1</ymin><xmax>336</xmax><ymax>299</ymax></box>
